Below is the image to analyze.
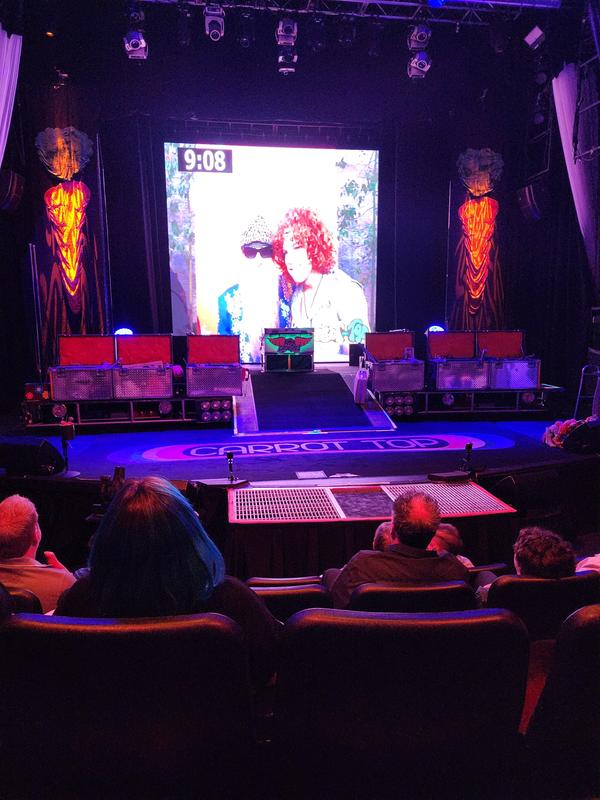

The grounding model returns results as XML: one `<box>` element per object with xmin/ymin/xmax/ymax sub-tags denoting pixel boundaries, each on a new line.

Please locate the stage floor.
<box><xmin>45</xmin><ymin>418</ymin><xmax>586</xmax><ymax>485</ymax></box>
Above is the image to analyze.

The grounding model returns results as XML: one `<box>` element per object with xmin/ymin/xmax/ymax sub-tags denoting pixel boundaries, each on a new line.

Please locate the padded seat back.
<box><xmin>251</xmin><ymin>583</ymin><xmax>332</xmax><ymax>621</ymax></box>
<box><xmin>276</xmin><ymin>607</ymin><xmax>528</xmax><ymax>798</ymax></box>
<box><xmin>246</xmin><ymin>575</ymin><xmax>321</xmax><ymax>587</ymax></box>
<box><xmin>0</xmin><ymin>612</ymin><xmax>253</xmax><ymax>798</ymax></box>
<box><xmin>486</xmin><ymin>570</ymin><xmax>600</xmax><ymax>639</ymax></box>
<box><xmin>349</xmin><ymin>580</ymin><xmax>478</xmax><ymax>612</ymax></box>
<box><xmin>7</xmin><ymin>587</ymin><xmax>43</xmax><ymax>613</ymax></box>
<box><xmin>525</xmin><ymin>604</ymin><xmax>600</xmax><ymax>797</ymax></box>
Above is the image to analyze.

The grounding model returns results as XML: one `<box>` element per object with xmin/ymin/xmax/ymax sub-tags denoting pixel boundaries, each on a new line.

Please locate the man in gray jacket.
<box><xmin>327</xmin><ymin>491</ymin><xmax>469</xmax><ymax>608</ymax></box>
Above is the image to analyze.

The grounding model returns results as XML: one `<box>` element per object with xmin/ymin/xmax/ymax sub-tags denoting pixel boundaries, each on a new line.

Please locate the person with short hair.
<box><xmin>56</xmin><ymin>477</ymin><xmax>280</xmax><ymax>687</ymax></box>
<box><xmin>0</xmin><ymin>494</ymin><xmax>74</xmax><ymax>613</ymax></box>
<box><xmin>513</xmin><ymin>526</ymin><xmax>575</xmax><ymax>578</ymax></box>
<box><xmin>326</xmin><ymin>491</ymin><xmax>469</xmax><ymax>609</ymax></box>
<box><xmin>477</xmin><ymin>526</ymin><xmax>575</xmax><ymax>605</ymax></box>
<box><xmin>372</xmin><ymin>520</ymin><xmax>393</xmax><ymax>552</ymax></box>
<box><xmin>427</xmin><ymin>522</ymin><xmax>474</xmax><ymax>568</ymax></box>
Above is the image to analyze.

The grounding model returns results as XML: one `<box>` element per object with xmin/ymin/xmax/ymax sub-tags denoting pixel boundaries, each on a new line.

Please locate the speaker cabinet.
<box><xmin>0</xmin><ymin>436</ymin><xmax>65</xmax><ymax>476</ymax></box>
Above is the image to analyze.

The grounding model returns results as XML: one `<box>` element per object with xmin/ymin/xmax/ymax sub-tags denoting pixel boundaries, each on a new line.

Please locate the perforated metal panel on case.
<box><xmin>370</xmin><ymin>361</ymin><xmax>425</xmax><ymax>391</ymax></box>
<box><xmin>434</xmin><ymin>361</ymin><xmax>488</xmax><ymax>390</ymax></box>
<box><xmin>488</xmin><ymin>359</ymin><xmax>540</xmax><ymax>389</ymax></box>
<box><xmin>186</xmin><ymin>365</ymin><xmax>243</xmax><ymax>397</ymax></box>
<box><xmin>49</xmin><ymin>366</ymin><xmax>114</xmax><ymax>401</ymax></box>
<box><xmin>113</xmin><ymin>366</ymin><xmax>173</xmax><ymax>399</ymax></box>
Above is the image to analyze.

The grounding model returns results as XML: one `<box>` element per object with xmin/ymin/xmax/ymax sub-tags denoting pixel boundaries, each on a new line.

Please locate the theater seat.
<box><xmin>8</xmin><ymin>587</ymin><xmax>43</xmax><ymax>613</ymax></box>
<box><xmin>275</xmin><ymin>607</ymin><xmax>529</xmax><ymax>799</ymax></box>
<box><xmin>250</xmin><ymin>583</ymin><xmax>332</xmax><ymax>621</ymax></box>
<box><xmin>247</xmin><ymin>575</ymin><xmax>322</xmax><ymax>587</ymax></box>
<box><xmin>525</xmin><ymin>604</ymin><xmax>600</xmax><ymax>798</ymax></box>
<box><xmin>486</xmin><ymin>570</ymin><xmax>600</xmax><ymax>639</ymax></box>
<box><xmin>349</xmin><ymin>580</ymin><xmax>478</xmax><ymax>612</ymax></box>
<box><xmin>467</xmin><ymin>561</ymin><xmax>511</xmax><ymax>578</ymax></box>
<box><xmin>0</xmin><ymin>612</ymin><xmax>255</xmax><ymax>799</ymax></box>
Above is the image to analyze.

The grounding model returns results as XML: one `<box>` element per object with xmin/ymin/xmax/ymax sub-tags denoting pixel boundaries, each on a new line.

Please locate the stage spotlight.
<box><xmin>211</xmin><ymin>411</ymin><xmax>222</xmax><ymax>421</ymax></box>
<box><xmin>177</xmin><ymin>3</ymin><xmax>192</xmax><ymax>48</ymax></box>
<box><xmin>211</xmin><ymin>399</ymin><xmax>222</xmax><ymax>409</ymax></box>
<box><xmin>237</xmin><ymin>11</ymin><xmax>255</xmax><ymax>49</ymax></box>
<box><xmin>278</xmin><ymin>46</ymin><xmax>298</xmax><ymax>74</ymax></box>
<box><xmin>407</xmin><ymin>23</ymin><xmax>431</xmax><ymax>51</ymax></box>
<box><xmin>394</xmin><ymin>405</ymin><xmax>404</xmax><ymax>416</ymax></box>
<box><xmin>52</xmin><ymin>68</ymin><xmax>69</xmax><ymax>91</ymax></box>
<box><xmin>222</xmin><ymin>410</ymin><xmax>232</xmax><ymax>422</ymax></box>
<box><xmin>521</xmin><ymin>391</ymin><xmax>536</xmax><ymax>405</ymax></box>
<box><xmin>205</xmin><ymin>5</ymin><xmax>225</xmax><ymax>42</ymax></box>
<box><xmin>441</xmin><ymin>393</ymin><xmax>455</xmax><ymax>407</ymax></box>
<box><xmin>158</xmin><ymin>400</ymin><xmax>173</xmax><ymax>416</ymax></box>
<box><xmin>276</xmin><ymin>18</ymin><xmax>298</xmax><ymax>74</ymax></box>
<box><xmin>367</xmin><ymin>20</ymin><xmax>384</xmax><ymax>58</ymax></box>
<box><xmin>124</xmin><ymin>4</ymin><xmax>148</xmax><ymax>60</ymax></box>
<box><xmin>337</xmin><ymin>17</ymin><xmax>356</xmax><ymax>49</ymax></box>
<box><xmin>426</xmin><ymin>324</ymin><xmax>445</xmax><ymax>333</ymax></box>
<box><xmin>200</xmin><ymin>400</ymin><xmax>211</xmax><ymax>410</ymax></box>
<box><xmin>531</xmin><ymin>96</ymin><xmax>547</xmax><ymax>126</ymax></box>
<box><xmin>115</xmin><ymin>327</ymin><xmax>133</xmax><ymax>335</ymax></box>
<box><xmin>408</xmin><ymin>51</ymin><xmax>432</xmax><ymax>79</ymax></box>
<box><xmin>307</xmin><ymin>15</ymin><xmax>327</xmax><ymax>54</ymax></box>
<box><xmin>524</xmin><ymin>25</ymin><xmax>545</xmax><ymax>50</ymax></box>
<box><xmin>201</xmin><ymin>411</ymin><xmax>212</xmax><ymax>422</ymax></box>
<box><xmin>222</xmin><ymin>399</ymin><xmax>232</xmax><ymax>409</ymax></box>
<box><xmin>533</xmin><ymin>63</ymin><xmax>549</xmax><ymax>86</ymax></box>
<box><xmin>404</xmin><ymin>404</ymin><xmax>415</xmax><ymax>416</ymax></box>
<box><xmin>124</xmin><ymin>28</ymin><xmax>148</xmax><ymax>59</ymax></box>
<box><xmin>276</xmin><ymin>18</ymin><xmax>297</xmax><ymax>46</ymax></box>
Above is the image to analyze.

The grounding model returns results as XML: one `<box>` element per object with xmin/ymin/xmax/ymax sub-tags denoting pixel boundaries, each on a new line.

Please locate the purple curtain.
<box><xmin>553</xmin><ymin>62</ymin><xmax>600</xmax><ymax>297</ymax></box>
<box><xmin>0</xmin><ymin>23</ymin><xmax>22</xmax><ymax>169</ymax></box>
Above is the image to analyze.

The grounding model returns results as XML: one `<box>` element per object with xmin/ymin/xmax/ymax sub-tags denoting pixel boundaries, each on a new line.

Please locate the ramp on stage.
<box><xmin>237</xmin><ymin>368</ymin><xmax>394</xmax><ymax>434</ymax></box>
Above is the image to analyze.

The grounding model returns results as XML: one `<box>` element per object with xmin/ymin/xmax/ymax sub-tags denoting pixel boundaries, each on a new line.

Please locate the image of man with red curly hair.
<box><xmin>272</xmin><ymin>207</ymin><xmax>370</xmax><ymax>362</ymax></box>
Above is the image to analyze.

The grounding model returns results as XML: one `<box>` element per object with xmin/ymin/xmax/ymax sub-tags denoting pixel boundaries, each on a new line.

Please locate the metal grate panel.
<box><xmin>49</xmin><ymin>366</ymin><xmax>114</xmax><ymax>401</ymax></box>
<box><xmin>231</xmin><ymin>487</ymin><xmax>342</xmax><ymax>522</ymax></box>
<box><xmin>383</xmin><ymin>482</ymin><xmax>514</xmax><ymax>517</ymax></box>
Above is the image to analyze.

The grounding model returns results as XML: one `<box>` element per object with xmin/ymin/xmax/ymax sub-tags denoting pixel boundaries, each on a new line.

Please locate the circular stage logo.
<box><xmin>141</xmin><ymin>433</ymin><xmax>509</xmax><ymax>462</ymax></box>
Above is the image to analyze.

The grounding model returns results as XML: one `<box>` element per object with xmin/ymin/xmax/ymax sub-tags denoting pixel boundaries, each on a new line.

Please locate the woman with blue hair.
<box><xmin>56</xmin><ymin>477</ymin><xmax>279</xmax><ymax>686</ymax></box>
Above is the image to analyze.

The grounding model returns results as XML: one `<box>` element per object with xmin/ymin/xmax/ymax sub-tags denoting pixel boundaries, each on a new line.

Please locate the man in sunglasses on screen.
<box><xmin>217</xmin><ymin>215</ymin><xmax>282</xmax><ymax>363</ymax></box>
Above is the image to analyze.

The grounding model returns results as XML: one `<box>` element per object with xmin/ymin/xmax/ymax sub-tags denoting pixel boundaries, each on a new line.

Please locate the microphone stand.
<box><xmin>59</xmin><ymin>419</ymin><xmax>80</xmax><ymax>478</ymax></box>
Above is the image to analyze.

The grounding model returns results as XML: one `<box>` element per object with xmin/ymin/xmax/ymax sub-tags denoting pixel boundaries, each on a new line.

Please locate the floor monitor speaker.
<box><xmin>0</xmin><ymin>436</ymin><xmax>65</xmax><ymax>476</ymax></box>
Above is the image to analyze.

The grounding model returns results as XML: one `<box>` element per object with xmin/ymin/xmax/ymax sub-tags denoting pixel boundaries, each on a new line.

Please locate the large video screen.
<box><xmin>164</xmin><ymin>142</ymin><xmax>378</xmax><ymax>363</ymax></box>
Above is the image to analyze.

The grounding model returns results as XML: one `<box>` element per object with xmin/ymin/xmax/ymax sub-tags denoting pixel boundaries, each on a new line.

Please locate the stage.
<box><xmin>1</xmin><ymin>411</ymin><xmax>598</xmax><ymax>576</ymax></box>
<box><xmin>2</xmin><ymin>361</ymin><xmax>599</xmax><ymax>579</ymax></box>
<box><xmin>42</xmin><ymin>418</ymin><xmax>587</xmax><ymax>484</ymax></box>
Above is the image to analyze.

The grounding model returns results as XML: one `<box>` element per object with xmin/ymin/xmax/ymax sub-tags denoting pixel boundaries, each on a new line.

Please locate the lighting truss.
<box><xmin>137</xmin><ymin>0</ymin><xmax>565</xmax><ymax>28</ymax></box>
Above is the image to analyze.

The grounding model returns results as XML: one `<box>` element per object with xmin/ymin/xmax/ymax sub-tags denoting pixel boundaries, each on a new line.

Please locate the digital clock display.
<box><xmin>177</xmin><ymin>147</ymin><xmax>232</xmax><ymax>173</ymax></box>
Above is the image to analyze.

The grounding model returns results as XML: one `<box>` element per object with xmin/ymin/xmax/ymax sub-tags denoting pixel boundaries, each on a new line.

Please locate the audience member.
<box><xmin>0</xmin><ymin>494</ymin><xmax>75</xmax><ymax>613</ymax></box>
<box><xmin>513</xmin><ymin>526</ymin><xmax>575</xmax><ymax>578</ymax></box>
<box><xmin>477</xmin><ymin>526</ymin><xmax>575</xmax><ymax>604</ymax></box>
<box><xmin>427</xmin><ymin>522</ymin><xmax>474</xmax><ymax>568</ymax></box>
<box><xmin>372</xmin><ymin>520</ymin><xmax>393</xmax><ymax>551</ymax></box>
<box><xmin>325</xmin><ymin>491</ymin><xmax>469</xmax><ymax>608</ymax></box>
<box><xmin>56</xmin><ymin>477</ymin><xmax>280</xmax><ymax>687</ymax></box>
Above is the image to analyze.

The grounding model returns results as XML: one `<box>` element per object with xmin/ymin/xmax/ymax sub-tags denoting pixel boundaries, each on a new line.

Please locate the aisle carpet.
<box><xmin>250</xmin><ymin>370</ymin><xmax>372</xmax><ymax>432</ymax></box>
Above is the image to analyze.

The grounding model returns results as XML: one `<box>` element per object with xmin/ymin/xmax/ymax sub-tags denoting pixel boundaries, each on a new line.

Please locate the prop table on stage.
<box><xmin>223</xmin><ymin>481</ymin><xmax>517</xmax><ymax>579</ymax></box>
